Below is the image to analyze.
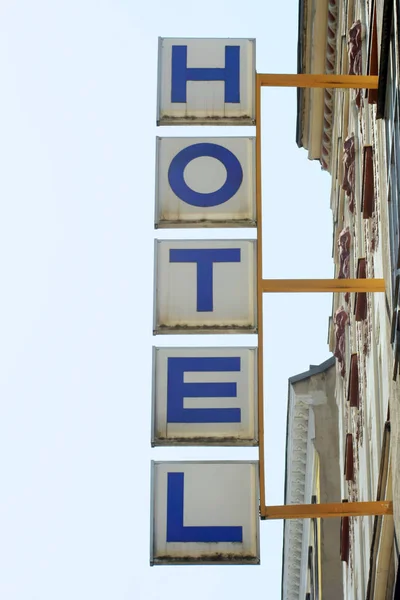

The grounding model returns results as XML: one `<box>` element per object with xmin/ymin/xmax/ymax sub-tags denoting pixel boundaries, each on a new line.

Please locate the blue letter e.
<box><xmin>167</xmin><ymin>356</ymin><xmax>241</xmax><ymax>423</ymax></box>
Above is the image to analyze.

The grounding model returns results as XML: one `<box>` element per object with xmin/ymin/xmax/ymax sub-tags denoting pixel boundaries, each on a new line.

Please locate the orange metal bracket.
<box><xmin>263</xmin><ymin>501</ymin><xmax>393</xmax><ymax>520</ymax></box>
<box><xmin>255</xmin><ymin>72</ymin><xmax>386</xmax><ymax>520</ymax></box>
<box><xmin>261</xmin><ymin>278</ymin><xmax>386</xmax><ymax>293</ymax></box>
<box><xmin>255</xmin><ymin>74</ymin><xmax>266</xmax><ymax>513</ymax></box>
<box><xmin>258</xmin><ymin>73</ymin><xmax>379</xmax><ymax>89</ymax></box>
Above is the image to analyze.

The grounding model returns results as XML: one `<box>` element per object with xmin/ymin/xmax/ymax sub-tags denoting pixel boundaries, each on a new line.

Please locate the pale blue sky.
<box><xmin>0</xmin><ymin>2</ymin><xmax>332</xmax><ymax>598</ymax></box>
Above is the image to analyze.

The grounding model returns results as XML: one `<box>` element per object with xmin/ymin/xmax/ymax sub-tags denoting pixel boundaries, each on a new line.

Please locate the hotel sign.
<box><xmin>151</xmin><ymin>37</ymin><xmax>260</xmax><ymax>566</ymax></box>
<box><xmin>150</xmin><ymin>34</ymin><xmax>391</xmax><ymax>566</ymax></box>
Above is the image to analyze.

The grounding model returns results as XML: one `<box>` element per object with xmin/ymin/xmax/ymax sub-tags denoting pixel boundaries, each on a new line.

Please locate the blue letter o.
<box><xmin>168</xmin><ymin>143</ymin><xmax>243</xmax><ymax>207</ymax></box>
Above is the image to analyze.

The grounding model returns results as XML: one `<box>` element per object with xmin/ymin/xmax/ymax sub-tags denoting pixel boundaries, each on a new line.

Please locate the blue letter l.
<box><xmin>166</xmin><ymin>472</ymin><xmax>243</xmax><ymax>543</ymax></box>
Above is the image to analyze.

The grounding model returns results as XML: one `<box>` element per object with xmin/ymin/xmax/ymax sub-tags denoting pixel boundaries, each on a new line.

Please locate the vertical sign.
<box><xmin>157</xmin><ymin>38</ymin><xmax>256</xmax><ymax>125</ymax></box>
<box><xmin>151</xmin><ymin>461</ymin><xmax>260</xmax><ymax>565</ymax></box>
<box><xmin>152</xmin><ymin>37</ymin><xmax>259</xmax><ymax>566</ymax></box>
<box><xmin>152</xmin><ymin>347</ymin><xmax>258</xmax><ymax>446</ymax></box>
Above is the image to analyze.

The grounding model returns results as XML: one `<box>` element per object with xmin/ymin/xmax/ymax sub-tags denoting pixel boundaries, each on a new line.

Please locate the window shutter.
<box><xmin>361</xmin><ymin>147</ymin><xmax>374</xmax><ymax>218</ymax></box>
<box><xmin>344</xmin><ymin>433</ymin><xmax>354</xmax><ymax>481</ymax></box>
<box><xmin>347</xmin><ymin>354</ymin><xmax>359</xmax><ymax>407</ymax></box>
<box><xmin>355</xmin><ymin>258</ymin><xmax>367</xmax><ymax>321</ymax></box>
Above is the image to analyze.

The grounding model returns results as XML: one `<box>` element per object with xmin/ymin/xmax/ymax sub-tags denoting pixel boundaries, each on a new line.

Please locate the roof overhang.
<box><xmin>296</xmin><ymin>0</ymin><xmax>338</xmax><ymax>171</ymax></box>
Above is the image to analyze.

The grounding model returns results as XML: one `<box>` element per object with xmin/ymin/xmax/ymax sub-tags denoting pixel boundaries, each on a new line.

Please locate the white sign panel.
<box><xmin>152</xmin><ymin>347</ymin><xmax>258</xmax><ymax>446</ymax></box>
<box><xmin>157</xmin><ymin>38</ymin><xmax>256</xmax><ymax>125</ymax></box>
<box><xmin>150</xmin><ymin>461</ymin><xmax>260</xmax><ymax>565</ymax></box>
<box><xmin>153</xmin><ymin>239</ymin><xmax>257</xmax><ymax>334</ymax></box>
<box><xmin>155</xmin><ymin>137</ymin><xmax>256</xmax><ymax>228</ymax></box>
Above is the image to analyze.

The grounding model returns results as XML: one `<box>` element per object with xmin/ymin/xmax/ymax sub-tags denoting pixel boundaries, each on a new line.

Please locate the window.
<box><xmin>308</xmin><ymin>546</ymin><xmax>315</xmax><ymax>600</ymax></box>
<box><xmin>361</xmin><ymin>146</ymin><xmax>374</xmax><ymax>217</ymax></box>
<box><xmin>367</xmin><ymin>3</ymin><xmax>378</xmax><ymax>104</ymax></box>
<box><xmin>345</xmin><ymin>433</ymin><xmax>354</xmax><ymax>481</ymax></box>
<box><xmin>311</xmin><ymin>496</ymin><xmax>320</xmax><ymax>600</ymax></box>
<box><xmin>340</xmin><ymin>500</ymin><xmax>350</xmax><ymax>563</ymax></box>
<box><xmin>348</xmin><ymin>354</ymin><xmax>360</xmax><ymax>407</ymax></box>
<box><xmin>355</xmin><ymin>259</ymin><xmax>367</xmax><ymax>321</ymax></box>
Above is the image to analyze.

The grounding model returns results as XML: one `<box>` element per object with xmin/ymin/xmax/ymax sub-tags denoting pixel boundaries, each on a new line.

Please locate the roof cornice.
<box><xmin>320</xmin><ymin>0</ymin><xmax>338</xmax><ymax>171</ymax></box>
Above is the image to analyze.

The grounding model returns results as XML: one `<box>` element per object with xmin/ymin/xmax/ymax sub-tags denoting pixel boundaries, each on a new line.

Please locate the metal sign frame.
<box><xmin>150</xmin><ymin>460</ymin><xmax>261</xmax><ymax>565</ymax></box>
<box><xmin>153</xmin><ymin>238</ymin><xmax>258</xmax><ymax>335</ymax></box>
<box><xmin>157</xmin><ymin>37</ymin><xmax>256</xmax><ymax>125</ymax></box>
<box><xmin>154</xmin><ymin>135</ymin><xmax>257</xmax><ymax>228</ymax></box>
<box><xmin>255</xmin><ymin>72</ymin><xmax>391</xmax><ymax>520</ymax></box>
<box><xmin>151</xmin><ymin>346</ymin><xmax>258</xmax><ymax>447</ymax></box>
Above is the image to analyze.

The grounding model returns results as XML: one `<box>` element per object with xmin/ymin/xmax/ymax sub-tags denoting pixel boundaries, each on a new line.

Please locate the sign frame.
<box><xmin>151</xmin><ymin>346</ymin><xmax>258</xmax><ymax>446</ymax></box>
<box><xmin>156</xmin><ymin>37</ymin><xmax>256</xmax><ymax>126</ymax></box>
<box><xmin>153</xmin><ymin>238</ymin><xmax>258</xmax><ymax>335</ymax></box>
<box><xmin>154</xmin><ymin>136</ymin><xmax>257</xmax><ymax>229</ymax></box>
<box><xmin>150</xmin><ymin>460</ymin><xmax>260</xmax><ymax>566</ymax></box>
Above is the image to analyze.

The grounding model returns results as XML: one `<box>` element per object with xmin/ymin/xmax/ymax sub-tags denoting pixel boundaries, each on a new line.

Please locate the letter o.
<box><xmin>168</xmin><ymin>143</ymin><xmax>243</xmax><ymax>207</ymax></box>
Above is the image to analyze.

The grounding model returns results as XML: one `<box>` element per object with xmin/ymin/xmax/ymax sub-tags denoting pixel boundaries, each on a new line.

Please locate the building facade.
<box><xmin>283</xmin><ymin>0</ymin><xmax>400</xmax><ymax>597</ymax></box>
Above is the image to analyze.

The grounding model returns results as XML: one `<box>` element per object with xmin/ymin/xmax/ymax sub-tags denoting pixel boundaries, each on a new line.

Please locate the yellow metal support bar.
<box><xmin>255</xmin><ymin>74</ymin><xmax>266</xmax><ymax>516</ymax></box>
<box><xmin>263</xmin><ymin>501</ymin><xmax>393</xmax><ymax>520</ymax></box>
<box><xmin>258</xmin><ymin>73</ymin><xmax>379</xmax><ymax>89</ymax></box>
<box><xmin>261</xmin><ymin>278</ymin><xmax>386</xmax><ymax>293</ymax></box>
<box><xmin>255</xmin><ymin>73</ymin><xmax>383</xmax><ymax>521</ymax></box>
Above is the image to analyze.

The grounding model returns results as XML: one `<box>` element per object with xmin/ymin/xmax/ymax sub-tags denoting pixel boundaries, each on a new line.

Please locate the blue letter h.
<box><xmin>171</xmin><ymin>45</ymin><xmax>240</xmax><ymax>103</ymax></box>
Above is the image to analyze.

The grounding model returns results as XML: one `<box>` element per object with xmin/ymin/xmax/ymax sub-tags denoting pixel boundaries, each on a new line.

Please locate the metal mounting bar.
<box><xmin>255</xmin><ymin>73</ymin><xmax>383</xmax><ymax>520</ymax></box>
<box><xmin>262</xmin><ymin>501</ymin><xmax>393</xmax><ymax>520</ymax></box>
<box><xmin>261</xmin><ymin>278</ymin><xmax>386</xmax><ymax>293</ymax></box>
<box><xmin>258</xmin><ymin>74</ymin><xmax>379</xmax><ymax>89</ymax></box>
<box><xmin>255</xmin><ymin>74</ymin><xmax>266</xmax><ymax>513</ymax></box>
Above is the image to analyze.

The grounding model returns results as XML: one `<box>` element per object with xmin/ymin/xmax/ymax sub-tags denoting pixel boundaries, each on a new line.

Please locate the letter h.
<box><xmin>171</xmin><ymin>45</ymin><xmax>240</xmax><ymax>103</ymax></box>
